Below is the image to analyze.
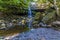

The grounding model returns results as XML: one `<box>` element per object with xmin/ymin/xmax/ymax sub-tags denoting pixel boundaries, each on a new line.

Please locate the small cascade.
<box><xmin>28</xmin><ymin>6</ymin><xmax>32</xmax><ymax>18</ymax></box>
<box><xmin>24</xmin><ymin>0</ymin><xmax>33</xmax><ymax>29</ymax></box>
<box><xmin>28</xmin><ymin>3</ymin><xmax>33</xmax><ymax>29</ymax></box>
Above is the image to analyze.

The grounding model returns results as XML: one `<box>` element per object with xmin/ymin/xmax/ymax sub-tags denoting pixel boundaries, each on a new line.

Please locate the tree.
<box><xmin>0</xmin><ymin>0</ymin><xmax>30</xmax><ymax>14</ymax></box>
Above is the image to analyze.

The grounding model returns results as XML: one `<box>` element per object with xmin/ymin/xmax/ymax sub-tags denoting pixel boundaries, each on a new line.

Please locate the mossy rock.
<box><xmin>35</xmin><ymin>12</ymin><xmax>43</xmax><ymax>21</ymax></box>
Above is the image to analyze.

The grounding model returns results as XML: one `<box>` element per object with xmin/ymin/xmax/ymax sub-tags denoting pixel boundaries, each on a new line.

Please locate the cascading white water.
<box><xmin>28</xmin><ymin>6</ymin><xmax>33</xmax><ymax>29</ymax></box>
<box><xmin>24</xmin><ymin>0</ymin><xmax>33</xmax><ymax>29</ymax></box>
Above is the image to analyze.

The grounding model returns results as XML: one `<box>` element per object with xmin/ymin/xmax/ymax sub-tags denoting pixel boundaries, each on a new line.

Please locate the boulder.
<box><xmin>51</xmin><ymin>21</ymin><xmax>60</xmax><ymax>28</ymax></box>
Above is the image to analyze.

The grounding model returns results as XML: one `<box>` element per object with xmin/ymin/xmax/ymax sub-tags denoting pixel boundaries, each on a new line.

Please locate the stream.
<box><xmin>3</xmin><ymin>28</ymin><xmax>60</xmax><ymax>40</ymax></box>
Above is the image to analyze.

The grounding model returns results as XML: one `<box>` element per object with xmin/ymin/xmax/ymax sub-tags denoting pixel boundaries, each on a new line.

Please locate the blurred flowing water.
<box><xmin>28</xmin><ymin>3</ymin><xmax>33</xmax><ymax>29</ymax></box>
<box><xmin>10</xmin><ymin>28</ymin><xmax>60</xmax><ymax>40</ymax></box>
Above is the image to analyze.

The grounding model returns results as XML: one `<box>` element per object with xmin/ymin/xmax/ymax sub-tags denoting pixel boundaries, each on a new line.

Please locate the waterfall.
<box><xmin>24</xmin><ymin>0</ymin><xmax>33</xmax><ymax>30</ymax></box>
<box><xmin>28</xmin><ymin>6</ymin><xmax>32</xmax><ymax>18</ymax></box>
<box><xmin>28</xmin><ymin>5</ymin><xmax>33</xmax><ymax>29</ymax></box>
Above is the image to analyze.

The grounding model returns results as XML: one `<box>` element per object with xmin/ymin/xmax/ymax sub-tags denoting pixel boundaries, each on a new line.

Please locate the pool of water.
<box><xmin>9</xmin><ymin>28</ymin><xmax>60</xmax><ymax>40</ymax></box>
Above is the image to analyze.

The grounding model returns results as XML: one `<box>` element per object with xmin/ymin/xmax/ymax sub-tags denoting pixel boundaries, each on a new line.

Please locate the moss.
<box><xmin>35</xmin><ymin>12</ymin><xmax>43</xmax><ymax>21</ymax></box>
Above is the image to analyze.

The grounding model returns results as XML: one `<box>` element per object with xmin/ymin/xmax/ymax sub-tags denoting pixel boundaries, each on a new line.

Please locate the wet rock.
<box><xmin>51</xmin><ymin>21</ymin><xmax>60</xmax><ymax>27</ymax></box>
<box><xmin>0</xmin><ymin>23</ymin><xmax>6</xmax><ymax>29</ymax></box>
<box><xmin>52</xmin><ymin>21</ymin><xmax>60</xmax><ymax>25</ymax></box>
<box><xmin>49</xmin><ymin>21</ymin><xmax>60</xmax><ymax>30</ymax></box>
<box><xmin>0</xmin><ymin>20</ymin><xmax>5</xmax><ymax>23</ymax></box>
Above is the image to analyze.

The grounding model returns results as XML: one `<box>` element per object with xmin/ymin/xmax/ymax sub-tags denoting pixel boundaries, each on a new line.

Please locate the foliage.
<box><xmin>0</xmin><ymin>0</ymin><xmax>60</xmax><ymax>24</ymax></box>
<box><xmin>0</xmin><ymin>0</ymin><xmax>59</xmax><ymax>14</ymax></box>
<box><xmin>0</xmin><ymin>0</ymin><xmax>30</xmax><ymax>14</ymax></box>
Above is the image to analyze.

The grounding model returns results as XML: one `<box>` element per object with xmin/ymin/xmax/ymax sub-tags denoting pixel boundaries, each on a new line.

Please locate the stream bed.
<box><xmin>9</xmin><ymin>28</ymin><xmax>60</xmax><ymax>40</ymax></box>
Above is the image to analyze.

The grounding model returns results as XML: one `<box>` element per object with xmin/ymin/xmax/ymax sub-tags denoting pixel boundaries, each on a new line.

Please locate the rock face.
<box><xmin>10</xmin><ymin>28</ymin><xmax>60</xmax><ymax>40</ymax></box>
<box><xmin>0</xmin><ymin>20</ymin><xmax>6</xmax><ymax>29</ymax></box>
<box><xmin>52</xmin><ymin>21</ymin><xmax>60</xmax><ymax>25</ymax></box>
<box><xmin>51</xmin><ymin>21</ymin><xmax>60</xmax><ymax>27</ymax></box>
<box><xmin>0</xmin><ymin>17</ymin><xmax>27</xmax><ymax>30</ymax></box>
